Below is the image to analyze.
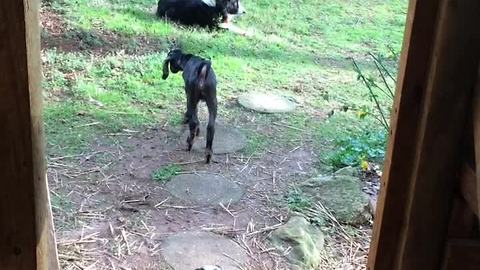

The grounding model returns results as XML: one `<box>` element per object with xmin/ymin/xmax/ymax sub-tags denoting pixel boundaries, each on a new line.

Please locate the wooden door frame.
<box><xmin>0</xmin><ymin>1</ymin><xmax>59</xmax><ymax>269</ymax></box>
<box><xmin>368</xmin><ymin>0</ymin><xmax>480</xmax><ymax>269</ymax></box>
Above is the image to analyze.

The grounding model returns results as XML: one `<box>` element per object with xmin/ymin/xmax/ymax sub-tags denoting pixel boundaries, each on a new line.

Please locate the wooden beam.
<box><xmin>473</xmin><ymin>63</ymin><xmax>480</xmax><ymax>230</ymax></box>
<box><xmin>459</xmin><ymin>163</ymin><xmax>478</xmax><ymax>218</ymax></box>
<box><xmin>369</xmin><ymin>0</ymin><xmax>480</xmax><ymax>269</ymax></box>
<box><xmin>0</xmin><ymin>1</ymin><xmax>59</xmax><ymax>269</ymax></box>
<box><xmin>368</xmin><ymin>0</ymin><xmax>441</xmax><ymax>268</ymax></box>
<box><xmin>447</xmin><ymin>196</ymin><xmax>478</xmax><ymax>239</ymax></box>
<box><xmin>442</xmin><ymin>239</ymin><xmax>480</xmax><ymax>270</ymax></box>
<box><xmin>397</xmin><ymin>0</ymin><xmax>480</xmax><ymax>268</ymax></box>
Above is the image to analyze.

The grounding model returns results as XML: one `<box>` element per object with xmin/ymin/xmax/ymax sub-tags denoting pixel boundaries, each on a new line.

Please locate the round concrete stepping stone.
<box><xmin>166</xmin><ymin>174</ymin><xmax>243</xmax><ymax>206</ymax></box>
<box><xmin>182</xmin><ymin>125</ymin><xmax>246</xmax><ymax>154</ymax></box>
<box><xmin>238</xmin><ymin>92</ymin><xmax>297</xmax><ymax>113</ymax></box>
<box><xmin>162</xmin><ymin>231</ymin><xmax>248</xmax><ymax>270</ymax></box>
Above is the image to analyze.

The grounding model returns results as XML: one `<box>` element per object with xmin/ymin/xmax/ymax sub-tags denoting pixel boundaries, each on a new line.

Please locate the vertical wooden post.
<box><xmin>368</xmin><ymin>0</ymin><xmax>440</xmax><ymax>268</ymax></box>
<box><xmin>369</xmin><ymin>0</ymin><xmax>480</xmax><ymax>269</ymax></box>
<box><xmin>0</xmin><ymin>0</ymin><xmax>59</xmax><ymax>269</ymax></box>
<box><xmin>473</xmin><ymin>67</ymin><xmax>480</xmax><ymax>232</ymax></box>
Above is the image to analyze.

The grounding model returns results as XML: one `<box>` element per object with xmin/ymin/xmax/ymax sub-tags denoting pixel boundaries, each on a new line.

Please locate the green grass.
<box><xmin>287</xmin><ymin>189</ymin><xmax>313</xmax><ymax>212</ymax></box>
<box><xmin>50</xmin><ymin>192</ymin><xmax>77</xmax><ymax>230</ymax></box>
<box><xmin>42</xmin><ymin>0</ymin><xmax>407</xmax><ymax>161</ymax></box>
<box><xmin>152</xmin><ymin>164</ymin><xmax>182</xmax><ymax>182</ymax></box>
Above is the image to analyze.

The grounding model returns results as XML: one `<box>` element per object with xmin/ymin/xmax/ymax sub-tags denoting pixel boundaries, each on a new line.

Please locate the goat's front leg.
<box><xmin>205</xmin><ymin>96</ymin><xmax>217</xmax><ymax>163</ymax></box>
<box><xmin>183</xmin><ymin>87</ymin><xmax>190</xmax><ymax>124</ymax></box>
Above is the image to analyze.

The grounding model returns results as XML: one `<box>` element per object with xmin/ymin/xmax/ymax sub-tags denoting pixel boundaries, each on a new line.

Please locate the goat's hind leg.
<box><xmin>186</xmin><ymin>107</ymin><xmax>199</xmax><ymax>152</ymax></box>
<box><xmin>187</xmin><ymin>120</ymin><xmax>199</xmax><ymax>151</ymax></box>
<box><xmin>205</xmin><ymin>97</ymin><xmax>217</xmax><ymax>163</ymax></box>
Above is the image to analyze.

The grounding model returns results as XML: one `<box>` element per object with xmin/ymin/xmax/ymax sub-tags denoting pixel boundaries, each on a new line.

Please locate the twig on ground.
<box><xmin>121</xmin><ymin>230</ymin><xmax>131</xmax><ymax>255</ymax></box>
<box><xmin>272</xmin><ymin>122</ymin><xmax>305</xmax><ymax>132</ymax></box>
<box><xmin>246</xmin><ymin>223</ymin><xmax>283</xmax><ymax>237</ymax></box>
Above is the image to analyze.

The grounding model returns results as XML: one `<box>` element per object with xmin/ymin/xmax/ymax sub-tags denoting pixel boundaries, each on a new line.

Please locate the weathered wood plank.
<box><xmin>473</xmin><ymin>64</ymin><xmax>480</xmax><ymax>232</ymax></box>
<box><xmin>397</xmin><ymin>0</ymin><xmax>480</xmax><ymax>268</ymax></box>
<box><xmin>459</xmin><ymin>163</ymin><xmax>478</xmax><ymax>218</ymax></box>
<box><xmin>443</xmin><ymin>239</ymin><xmax>480</xmax><ymax>270</ymax></box>
<box><xmin>369</xmin><ymin>0</ymin><xmax>480</xmax><ymax>269</ymax></box>
<box><xmin>0</xmin><ymin>0</ymin><xmax>59</xmax><ymax>269</ymax></box>
<box><xmin>367</xmin><ymin>0</ymin><xmax>441</xmax><ymax>268</ymax></box>
<box><xmin>447</xmin><ymin>196</ymin><xmax>477</xmax><ymax>239</ymax></box>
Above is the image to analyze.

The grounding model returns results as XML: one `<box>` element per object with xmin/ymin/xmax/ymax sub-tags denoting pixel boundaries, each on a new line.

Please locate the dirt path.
<box><xmin>50</xmin><ymin>122</ymin><xmax>319</xmax><ymax>269</ymax></box>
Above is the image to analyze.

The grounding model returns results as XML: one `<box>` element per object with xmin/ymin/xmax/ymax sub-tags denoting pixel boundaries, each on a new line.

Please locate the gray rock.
<box><xmin>162</xmin><ymin>231</ymin><xmax>248</xmax><ymax>270</ymax></box>
<box><xmin>182</xmin><ymin>125</ymin><xmax>247</xmax><ymax>154</ymax></box>
<box><xmin>238</xmin><ymin>92</ymin><xmax>296</xmax><ymax>113</ymax></box>
<box><xmin>270</xmin><ymin>216</ymin><xmax>324</xmax><ymax>269</ymax></box>
<box><xmin>166</xmin><ymin>174</ymin><xmax>243</xmax><ymax>206</ymax></box>
<box><xmin>300</xmin><ymin>174</ymin><xmax>371</xmax><ymax>225</ymax></box>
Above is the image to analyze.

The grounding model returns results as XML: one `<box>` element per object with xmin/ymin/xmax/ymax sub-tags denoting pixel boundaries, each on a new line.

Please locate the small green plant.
<box><xmin>287</xmin><ymin>189</ymin><xmax>313</xmax><ymax>212</ymax></box>
<box><xmin>151</xmin><ymin>164</ymin><xmax>182</xmax><ymax>182</ymax></box>
<box><xmin>352</xmin><ymin>49</ymin><xmax>399</xmax><ymax>131</ymax></box>
<box><xmin>328</xmin><ymin>130</ymin><xmax>387</xmax><ymax>168</ymax></box>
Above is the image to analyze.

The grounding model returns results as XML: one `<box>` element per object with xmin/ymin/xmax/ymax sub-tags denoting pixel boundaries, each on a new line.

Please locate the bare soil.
<box><xmin>49</xmin><ymin>122</ymin><xmax>319</xmax><ymax>269</ymax></box>
<box><xmin>41</xmin><ymin>8</ymin><xmax>167</xmax><ymax>56</ymax></box>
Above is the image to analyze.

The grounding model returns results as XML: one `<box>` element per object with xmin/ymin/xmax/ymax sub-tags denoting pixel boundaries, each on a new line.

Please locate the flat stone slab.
<box><xmin>162</xmin><ymin>231</ymin><xmax>248</xmax><ymax>270</ymax></box>
<box><xmin>238</xmin><ymin>92</ymin><xmax>296</xmax><ymax>113</ymax></box>
<box><xmin>299</xmin><ymin>168</ymin><xmax>371</xmax><ymax>225</ymax></box>
<box><xmin>166</xmin><ymin>174</ymin><xmax>243</xmax><ymax>206</ymax></box>
<box><xmin>270</xmin><ymin>216</ymin><xmax>324</xmax><ymax>269</ymax></box>
<box><xmin>182</xmin><ymin>125</ymin><xmax>246</xmax><ymax>154</ymax></box>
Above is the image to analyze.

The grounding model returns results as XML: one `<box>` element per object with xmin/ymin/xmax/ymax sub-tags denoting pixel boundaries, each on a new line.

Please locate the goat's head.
<box><xmin>162</xmin><ymin>49</ymin><xmax>184</xmax><ymax>80</ymax></box>
<box><xmin>218</xmin><ymin>0</ymin><xmax>245</xmax><ymax>15</ymax></box>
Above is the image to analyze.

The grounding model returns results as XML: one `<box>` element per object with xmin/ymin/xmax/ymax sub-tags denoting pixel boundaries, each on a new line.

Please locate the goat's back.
<box><xmin>183</xmin><ymin>58</ymin><xmax>216</xmax><ymax>96</ymax></box>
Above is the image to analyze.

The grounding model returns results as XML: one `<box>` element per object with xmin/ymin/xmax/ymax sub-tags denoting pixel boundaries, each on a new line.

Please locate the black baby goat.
<box><xmin>162</xmin><ymin>49</ymin><xmax>217</xmax><ymax>163</ymax></box>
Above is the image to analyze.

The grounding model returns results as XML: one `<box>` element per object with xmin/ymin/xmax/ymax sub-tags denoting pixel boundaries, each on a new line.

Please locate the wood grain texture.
<box><xmin>459</xmin><ymin>163</ymin><xmax>478</xmax><ymax>218</ymax></box>
<box><xmin>447</xmin><ymin>196</ymin><xmax>478</xmax><ymax>240</ymax></box>
<box><xmin>367</xmin><ymin>0</ymin><xmax>440</xmax><ymax>268</ymax></box>
<box><xmin>473</xmin><ymin>65</ymin><xmax>480</xmax><ymax>232</ymax></box>
<box><xmin>443</xmin><ymin>239</ymin><xmax>480</xmax><ymax>270</ymax></box>
<box><xmin>398</xmin><ymin>0</ymin><xmax>480</xmax><ymax>268</ymax></box>
<box><xmin>0</xmin><ymin>0</ymin><xmax>59</xmax><ymax>269</ymax></box>
<box><xmin>369</xmin><ymin>0</ymin><xmax>480</xmax><ymax>269</ymax></box>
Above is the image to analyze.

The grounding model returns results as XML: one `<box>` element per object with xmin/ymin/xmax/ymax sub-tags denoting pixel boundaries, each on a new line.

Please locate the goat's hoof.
<box><xmin>186</xmin><ymin>138</ymin><xmax>193</xmax><ymax>151</ymax></box>
<box><xmin>205</xmin><ymin>149</ymin><xmax>213</xmax><ymax>164</ymax></box>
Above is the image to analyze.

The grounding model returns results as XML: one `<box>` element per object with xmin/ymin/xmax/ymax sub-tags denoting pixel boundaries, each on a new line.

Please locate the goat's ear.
<box><xmin>162</xmin><ymin>59</ymin><xmax>170</xmax><ymax>80</ymax></box>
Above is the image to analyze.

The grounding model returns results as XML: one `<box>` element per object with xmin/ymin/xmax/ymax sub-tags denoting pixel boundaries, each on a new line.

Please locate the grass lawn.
<box><xmin>43</xmin><ymin>0</ymin><xmax>406</xmax><ymax>167</ymax></box>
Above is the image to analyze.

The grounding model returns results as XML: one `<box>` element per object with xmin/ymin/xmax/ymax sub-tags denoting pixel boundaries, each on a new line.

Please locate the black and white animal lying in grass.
<box><xmin>162</xmin><ymin>49</ymin><xmax>217</xmax><ymax>163</ymax></box>
<box><xmin>156</xmin><ymin>0</ymin><xmax>247</xmax><ymax>33</ymax></box>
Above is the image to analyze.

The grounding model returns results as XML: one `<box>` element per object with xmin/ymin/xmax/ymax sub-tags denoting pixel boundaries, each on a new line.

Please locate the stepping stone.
<box><xmin>270</xmin><ymin>216</ymin><xmax>325</xmax><ymax>269</ymax></box>
<box><xmin>238</xmin><ymin>92</ymin><xmax>297</xmax><ymax>113</ymax></box>
<box><xmin>162</xmin><ymin>231</ymin><xmax>248</xmax><ymax>270</ymax></box>
<box><xmin>182</xmin><ymin>125</ymin><xmax>246</xmax><ymax>154</ymax></box>
<box><xmin>166</xmin><ymin>174</ymin><xmax>243</xmax><ymax>206</ymax></box>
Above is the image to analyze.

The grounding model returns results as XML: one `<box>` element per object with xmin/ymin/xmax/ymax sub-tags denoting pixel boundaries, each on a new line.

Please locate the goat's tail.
<box><xmin>197</xmin><ymin>62</ymin><xmax>211</xmax><ymax>90</ymax></box>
